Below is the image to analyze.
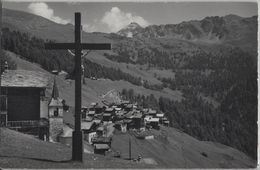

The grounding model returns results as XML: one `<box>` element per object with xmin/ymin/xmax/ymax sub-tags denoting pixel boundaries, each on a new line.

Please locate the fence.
<box><xmin>7</xmin><ymin>120</ymin><xmax>40</xmax><ymax>128</ymax></box>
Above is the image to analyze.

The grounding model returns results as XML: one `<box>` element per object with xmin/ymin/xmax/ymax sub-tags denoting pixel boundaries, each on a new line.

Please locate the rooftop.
<box><xmin>145</xmin><ymin>117</ymin><xmax>160</xmax><ymax>122</ymax></box>
<box><xmin>94</xmin><ymin>144</ymin><xmax>110</xmax><ymax>150</ymax></box>
<box><xmin>103</xmin><ymin>113</ymin><xmax>112</xmax><ymax>116</ymax></box>
<box><xmin>105</xmin><ymin>108</ymin><xmax>114</xmax><ymax>112</ymax></box>
<box><xmin>156</xmin><ymin>113</ymin><xmax>164</xmax><ymax>117</ymax></box>
<box><xmin>1</xmin><ymin>70</ymin><xmax>50</xmax><ymax>88</ymax></box>
<box><xmin>49</xmin><ymin>98</ymin><xmax>63</xmax><ymax>107</ymax></box>
<box><xmin>92</xmin><ymin>136</ymin><xmax>112</xmax><ymax>143</ymax></box>
<box><xmin>81</xmin><ymin>121</ymin><xmax>94</xmax><ymax>130</ymax></box>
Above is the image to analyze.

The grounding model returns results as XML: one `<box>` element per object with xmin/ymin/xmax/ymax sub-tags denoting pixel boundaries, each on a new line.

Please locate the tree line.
<box><xmin>1</xmin><ymin>27</ymin><xmax>163</xmax><ymax>91</ymax></box>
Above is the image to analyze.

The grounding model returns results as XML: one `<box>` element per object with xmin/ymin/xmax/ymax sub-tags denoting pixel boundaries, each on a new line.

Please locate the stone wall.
<box><xmin>49</xmin><ymin>117</ymin><xmax>63</xmax><ymax>142</ymax></box>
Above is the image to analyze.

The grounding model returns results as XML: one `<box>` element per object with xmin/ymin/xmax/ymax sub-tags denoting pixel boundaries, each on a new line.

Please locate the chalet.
<box><xmin>81</xmin><ymin>106</ymin><xmax>88</xmax><ymax>111</ymax></box>
<box><xmin>131</xmin><ymin>114</ymin><xmax>145</xmax><ymax>130</ymax></box>
<box><xmin>102</xmin><ymin>113</ymin><xmax>112</xmax><ymax>122</ymax></box>
<box><xmin>96</xmin><ymin>126</ymin><xmax>105</xmax><ymax>137</ymax></box>
<box><xmin>81</xmin><ymin>106</ymin><xmax>88</xmax><ymax>119</ymax></box>
<box><xmin>163</xmin><ymin>120</ymin><xmax>170</xmax><ymax>127</ymax></box>
<box><xmin>93</xmin><ymin>119</ymin><xmax>101</xmax><ymax>125</ymax></box>
<box><xmin>82</xmin><ymin>120</ymin><xmax>97</xmax><ymax>144</ymax></box>
<box><xmin>81</xmin><ymin>121</ymin><xmax>97</xmax><ymax>133</ymax></box>
<box><xmin>124</xmin><ymin>104</ymin><xmax>133</xmax><ymax>112</ymax></box>
<box><xmin>104</xmin><ymin>108</ymin><xmax>115</xmax><ymax>115</ymax></box>
<box><xmin>85</xmin><ymin>131</ymin><xmax>97</xmax><ymax>144</ymax></box>
<box><xmin>156</xmin><ymin>113</ymin><xmax>165</xmax><ymax>123</ymax></box>
<box><xmin>89</xmin><ymin>103</ymin><xmax>104</xmax><ymax>114</ymax></box>
<box><xmin>123</xmin><ymin>119</ymin><xmax>133</xmax><ymax>130</ymax></box>
<box><xmin>147</xmin><ymin>109</ymin><xmax>157</xmax><ymax>117</ymax></box>
<box><xmin>92</xmin><ymin>136</ymin><xmax>112</xmax><ymax>147</ymax></box>
<box><xmin>94</xmin><ymin>144</ymin><xmax>110</xmax><ymax>155</ymax></box>
<box><xmin>0</xmin><ymin>70</ymin><xmax>49</xmax><ymax>133</ymax></box>
<box><xmin>91</xmin><ymin>102</ymin><xmax>98</xmax><ymax>107</ymax></box>
<box><xmin>115</xmin><ymin>107</ymin><xmax>122</xmax><ymax>113</ymax></box>
<box><xmin>83</xmin><ymin>115</ymin><xmax>93</xmax><ymax>122</ymax></box>
<box><xmin>145</xmin><ymin>117</ymin><xmax>160</xmax><ymax>130</ymax></box>
<box><xmin>156</xmin><ymin>113</ymin><xmax>164</xmax><ymax>118</ymax></box>
<box><xmin>88</xmin><ymin>110</ymin><xmax>95</xmax><ymax>117</ymax></box>
<box><xmin>121</xmin><ymin>100</ymin><xmax>130</xmax><ymax>105</ymax></box>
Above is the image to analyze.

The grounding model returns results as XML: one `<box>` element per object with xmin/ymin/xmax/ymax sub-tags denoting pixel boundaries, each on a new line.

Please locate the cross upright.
<box><xmin>45</xmin><ymin>12</ymin><xmax>111</xmax><ymax>162</ymax></box>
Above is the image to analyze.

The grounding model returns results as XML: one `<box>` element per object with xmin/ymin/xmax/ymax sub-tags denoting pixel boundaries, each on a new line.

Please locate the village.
<box><xmin>0</xmin><ymin>67</ymin><xmax>170</xmax><ymax>160</ymax></box>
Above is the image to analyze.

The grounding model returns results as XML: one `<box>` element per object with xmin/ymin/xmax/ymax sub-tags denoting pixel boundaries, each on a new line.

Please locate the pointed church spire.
<box><xmin>52</xmin><ymin>77</ymin><xmax>59</xmax><ymax>99</ymax></box>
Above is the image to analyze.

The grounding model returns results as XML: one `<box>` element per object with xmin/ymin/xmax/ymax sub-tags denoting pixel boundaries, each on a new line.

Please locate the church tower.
<box><xmin>48</xmin><ymin>78</ymin><xmax>63</xmax><ymax>142</ymax></box>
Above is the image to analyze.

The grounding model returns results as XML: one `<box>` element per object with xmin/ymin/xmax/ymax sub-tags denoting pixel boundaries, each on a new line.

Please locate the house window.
<box><xmin>54</xmin><ymin>108</ymin><xmax>59</xmax><ymax>117</ymax></box>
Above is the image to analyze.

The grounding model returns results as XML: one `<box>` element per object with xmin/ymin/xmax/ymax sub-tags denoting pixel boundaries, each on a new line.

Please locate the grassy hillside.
<box><xmin>111</xmin><ymin>126</ymin><xmax>256</xmax><ymax>168</ymax></box>
<box><xmin>0</xmin><ymin>128</ymin><xmax>156</xmax><ymax>169</ymax></box>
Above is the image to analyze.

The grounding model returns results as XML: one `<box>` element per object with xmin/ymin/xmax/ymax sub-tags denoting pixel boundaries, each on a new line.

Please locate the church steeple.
<box><xmin>51</xmin><ymin>78</ymin><xmax>59</xmax><ymax>99</ymax></box>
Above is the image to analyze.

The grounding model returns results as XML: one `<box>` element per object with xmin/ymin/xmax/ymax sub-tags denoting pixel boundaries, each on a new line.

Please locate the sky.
<box><xmin>3</xmin><ymin>1</ymin><xmax>258</xmax><ymax>33</ymax></box>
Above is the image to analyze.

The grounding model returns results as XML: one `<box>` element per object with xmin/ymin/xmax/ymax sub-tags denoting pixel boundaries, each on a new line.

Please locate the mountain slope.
<box><xmin>112</xmin><ymin>126</ymin><xmax>256</xmax><ymax>168</ymax></box>
<box><xmin>0</xmin><ymin>128</ymin><xmax>156</xmax><ymax>168</ymax></box>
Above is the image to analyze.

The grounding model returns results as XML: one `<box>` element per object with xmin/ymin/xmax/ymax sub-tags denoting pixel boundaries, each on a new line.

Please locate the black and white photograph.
<box><xmin>0</xmin><ymin>0</ymin><xmax>258</xmax><ymax>169</ymax></box>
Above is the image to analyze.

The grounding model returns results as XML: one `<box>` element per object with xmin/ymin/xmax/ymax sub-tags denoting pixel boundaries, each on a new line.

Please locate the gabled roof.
<box><xmin>105</xmin><ymin>108</ymin><xmax>114</xmax><ymax>112</ymax></box>
<box><xmin>148</xmin><ymin>109</ymin><xmax>157</xmax><ymax>114</ymax></box>
<box><xmin>156</xmin><ymin>113</ymin><xmax>164</xmax><ymax>117</ymax></box>
<box><xmin>88</xmin><ymin>111</ymin><xmax>95</xmax><ymax>115</ymax></box>
<box><xmin>81</xmin><ymin>121</ymin><xmax>94</xmax><ymax>130</ymax></box>
<box><xmin>144</xmin><ymin>117</ymin><xmax>159</xmax><ymax>122</ymax></box>
<box><xmin>103</xmin><ymin>113</ymin><xmax>112</xmax><ymax>116</ymax></box>
<box><xmin>94</xmin><ymin>144</ymin><xmax>110</xmax><ymax>150</ymax></box>
<box><xmin>1</xmin><ymin>70</ymin><xmax>49</xmax><ymax>88</ymax></box>
<box><xmin>49</xmin><ymin>98</ymin><xmax>63</xmax><ymax>107</ymax></box>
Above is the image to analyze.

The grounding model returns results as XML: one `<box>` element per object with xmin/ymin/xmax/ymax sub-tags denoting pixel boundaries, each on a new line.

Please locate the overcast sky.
<box><xmin>3</xmin><ymin>1</ymin><xmax>258</xmax><ymax>33</ymax></box>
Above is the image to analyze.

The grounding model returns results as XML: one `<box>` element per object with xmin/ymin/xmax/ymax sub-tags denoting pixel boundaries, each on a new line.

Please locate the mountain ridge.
<box><xmin>117</xmin><ymin>14</ymin><xmax>257</xmax><ymax>47</ymax></box>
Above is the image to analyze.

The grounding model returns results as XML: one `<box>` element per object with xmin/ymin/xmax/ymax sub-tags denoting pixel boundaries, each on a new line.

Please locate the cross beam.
<box><xmin>45</xmin><ymin>43</ymin><xmax>111</xmax><ymax>50</ymax></box>
<box><xmin>45</xmin><ymin>12</ymin><xmax>111</xmax><ymax>162</ymax></box>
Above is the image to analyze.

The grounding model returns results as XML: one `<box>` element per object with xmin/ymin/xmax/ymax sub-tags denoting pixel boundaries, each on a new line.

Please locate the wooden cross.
<box><xmin>45</xmin><ymin>12</ymin><xmax>111</xmax><ymax>162</ymax></box>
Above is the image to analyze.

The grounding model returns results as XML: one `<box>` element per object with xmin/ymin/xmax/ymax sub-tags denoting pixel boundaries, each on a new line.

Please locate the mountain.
<box><xmin>1</xmin><ymin>8</ymin><xmax>257</xmax><ymax>162</ymax></box>
<box><xmin>117</xmin><ymin>14</ymin><xmax>257</xmax><ymax>52</ymax></box>
<box><xmin>117</xmin><ymin>22</ymin><xmax>143</xmax><ymax>37</ymax></box>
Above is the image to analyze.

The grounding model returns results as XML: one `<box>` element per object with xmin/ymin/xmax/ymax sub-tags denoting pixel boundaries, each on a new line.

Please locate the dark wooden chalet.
<box><xmin>94</xmin><ymin>144</ymin><xmax>110</xmax><ymax>155</ymax></box>
<box><xmin>0</xmin><ymin>70</ymin><xmax>50</xmax><ymax>129</ymax></box>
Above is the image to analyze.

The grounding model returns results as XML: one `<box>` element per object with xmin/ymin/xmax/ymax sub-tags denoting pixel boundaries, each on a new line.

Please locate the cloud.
<box><xmin>101</xmin><ymin>7</ymin><xmax>150</xmax><ymax>32</ymax></box>
<box><xmin>82</xmin><ymin>24</ymin><xmax>97</xmax><ymax>33</ymax></box>
<box><xmin>28</xmin><ymin>2</ymin><xmax>70</xmax><ymax>25</ymax></box>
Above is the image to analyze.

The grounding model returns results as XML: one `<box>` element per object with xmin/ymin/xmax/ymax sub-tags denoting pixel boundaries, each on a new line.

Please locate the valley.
<box><xmin>1</xmin><ymin>7</ymin><xmax>257</xmax><ymax>164</ymax></box>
